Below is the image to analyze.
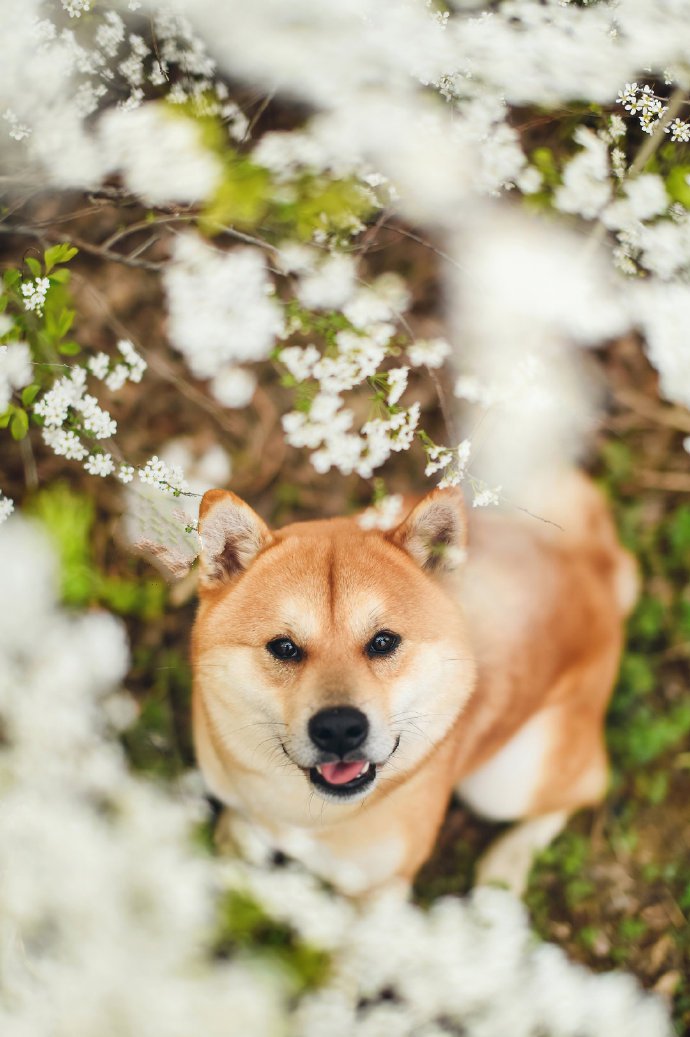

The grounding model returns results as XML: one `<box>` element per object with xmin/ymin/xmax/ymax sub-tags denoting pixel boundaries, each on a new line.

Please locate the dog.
<box><xmin>191</xmin><ymin>472</ymin><xmax>636</xmax><ymax>897</ymax></box>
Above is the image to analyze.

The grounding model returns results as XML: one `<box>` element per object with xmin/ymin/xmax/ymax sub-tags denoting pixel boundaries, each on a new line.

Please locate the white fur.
<box><xmin>475</xmin><ymin>810</ymin><xmax>568</xmax><ymax>896</ymax></box>
<box><xmin>456</xmin><ymin>708</ymin><xmax>554</xmax><ymax>821</ymax></box>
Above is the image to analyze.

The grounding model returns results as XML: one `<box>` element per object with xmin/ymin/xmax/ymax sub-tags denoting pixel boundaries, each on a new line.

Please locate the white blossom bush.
<box><xmin>0</xmin><ymin>517</ymin><xmax>674</xmax><ymax>1037</ymax></box>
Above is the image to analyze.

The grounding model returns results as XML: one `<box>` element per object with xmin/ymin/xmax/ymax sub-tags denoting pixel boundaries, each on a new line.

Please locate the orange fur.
<box><xmin>191</xmin><ymin>472</ymin><xmax>634</xmax><ymax>895</ymax></box>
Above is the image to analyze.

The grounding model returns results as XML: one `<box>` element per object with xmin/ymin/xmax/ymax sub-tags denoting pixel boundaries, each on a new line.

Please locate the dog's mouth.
<box><xmin>309</xmin><ymin>759</ymin><xmax>376</xmax><ymax>796</ymax></box>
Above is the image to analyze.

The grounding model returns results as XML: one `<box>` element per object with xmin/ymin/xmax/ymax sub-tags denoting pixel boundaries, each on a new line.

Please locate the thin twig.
<box><xmin>103</xmin><ymin>213</ymin><xmax>195</xmax><ymax>250</ymax></box>
<box><xmin>0</xmin><ymin>223</ymin><xmax>163</xmax><ymax>271</ymax></box>
<box><xmin>242</xmin><ymin>91</ymin><xmax>275</xmax><ymax>144</ymax></box>
<box><xmin>19</xmin><ymin>436</ymin><xmax>39</xmax><ymax>492</ymax></box>
<box><xmin>387</xmin><ymin>224</ymin><xmax>468</xmax><ymax>273</ymax></box>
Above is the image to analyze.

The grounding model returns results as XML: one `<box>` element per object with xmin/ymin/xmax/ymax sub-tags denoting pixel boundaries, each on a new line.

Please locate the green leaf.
<box><xmin>0</xmin><ymin>406</ymin><xmax>14</xmax><ymax>428</ymax></box>
<box><xmin>10</xmin><ymin>408</ymin><xmax>29</xmax><ymax>440</ymax></box>
<box><xmin>57</xmin><ymin>309</ymin><xmax>75</xmax><ymax>338</ymax></box>
<box><xmin>49</xmin><ymin>268</ymin><xmax>71</xmax><ymax>285</ymax></box>
<box><xmin>44</xmin><ymin>243</ymin><xmax>78</xmax><ymax>274</ymax></box>
<box><xmin>3</xmin><ymin>268</ymin><xmax>20</xmax><ymax>287</ymax></box>
<box><xmin>666</xmin><ymin>165</ymin><xmax>690</xmax><ymax>209</ymax></box>
<box><xmin>25</xmin><ymin>256</ymin><xmax>42</xmax><ymax>278</ymax></box>
<box><xmin>21</xmin><ymin>384</ymin><xmax>40</xmax><ymax>406</ymax></box>
<box><xmin>58</xmin><ymin>340</ymin><xmax>80</xmax><ymax>356</ymax></box>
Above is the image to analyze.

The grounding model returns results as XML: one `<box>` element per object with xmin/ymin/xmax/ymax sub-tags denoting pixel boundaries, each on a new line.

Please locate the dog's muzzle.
<box><xmin>306</xmin><ymin>705</ymin><xmax>376</xmax><ymax>796</ymax></box>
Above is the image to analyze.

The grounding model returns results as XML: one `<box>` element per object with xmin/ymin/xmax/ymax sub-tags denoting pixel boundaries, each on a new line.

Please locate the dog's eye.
<box><xmin>366</xmin><ymin>630</ymin><xmax>401</xmax><ymax>657</ymax></box>
<box><xmin>266</xmin><ymin>637</ymin><xmax>303</xmax><ymax>662</ymax></box>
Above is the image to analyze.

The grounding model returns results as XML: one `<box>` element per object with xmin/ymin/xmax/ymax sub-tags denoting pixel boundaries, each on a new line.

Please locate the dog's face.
<box><xmin>192</xmin><ymin>490</ymin><xmax>475</xmax><ymax>812</ymax></box>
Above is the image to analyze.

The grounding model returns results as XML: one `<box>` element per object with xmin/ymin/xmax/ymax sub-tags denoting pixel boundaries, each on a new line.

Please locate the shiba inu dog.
<box><xmin>192</xmin><ymin>473</ymin><xmax>636</xmax><ymax>896</ymax></box>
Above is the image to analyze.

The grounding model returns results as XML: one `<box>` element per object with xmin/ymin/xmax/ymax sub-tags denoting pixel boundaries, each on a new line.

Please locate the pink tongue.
<box><xmin>319</xmin><ymin>760</ymin><xmax>366</xmax><ymax>785</ymax></box>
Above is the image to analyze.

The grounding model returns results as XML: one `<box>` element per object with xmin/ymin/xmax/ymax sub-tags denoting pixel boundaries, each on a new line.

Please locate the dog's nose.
<box><xmin>308</xmin><ymin>706</ymin><xmax>369</xmax><ymax>756</ymax></box>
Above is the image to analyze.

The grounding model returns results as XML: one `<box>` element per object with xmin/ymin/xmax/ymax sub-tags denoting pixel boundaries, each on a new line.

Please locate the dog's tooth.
<box><xmin>361</xmin><ymin>762</ymin><xmax>371</xmax><ymax>774</ymax></box>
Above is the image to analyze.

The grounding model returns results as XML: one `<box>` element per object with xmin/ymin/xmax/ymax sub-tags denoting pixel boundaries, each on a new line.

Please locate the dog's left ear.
<box><xmin>197</xmin><ymin>489</ymin><xmax>273</xmax><ymax>590</ymax></box>
<box><xmin>388</xmin><ymin>488</ymin><xmax>467</xmax><ymax>573</ymax></box>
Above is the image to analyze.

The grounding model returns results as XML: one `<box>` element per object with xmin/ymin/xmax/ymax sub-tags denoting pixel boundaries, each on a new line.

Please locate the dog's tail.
<box><xmin>520</xmin><ymin>469</ymin><xmax>639</xmax><ymax>617</ymax></box>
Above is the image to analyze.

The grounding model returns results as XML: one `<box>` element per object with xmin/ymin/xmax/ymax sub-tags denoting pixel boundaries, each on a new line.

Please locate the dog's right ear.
<box><xmin>197</xmin><ymin>489</ymin><xmax>273</xmax><ymax>591</ymax></box>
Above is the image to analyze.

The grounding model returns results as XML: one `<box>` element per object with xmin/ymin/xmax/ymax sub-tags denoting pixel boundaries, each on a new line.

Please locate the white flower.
<box><xmin>78</xmin><ymin>394</ymin><xmax>117</xmax><ymax>439</ymax></box>
<box><xmin>98</xmin><ymin>102</ymin><xmax>223</xmax><ymax>205</ymax></box>
<box><xmin>211</xmin><ymin>366</ymin><xmax>257</xmax><ymax>408</ymax></box>
<box><xmin>84</xmin><ymin>452</ymin><xmax>115</xmax><ymax>477</ymax></box>
<box><xmin>616</xmin><ymin>82</ymin><xmax>638</xmax><ymax>111</ymax></box>
<box><xmin>62</xmin><ymin>0</ymin><xmax>90</xmax><ymax>17</ymax></box>
<box><xmin>0</xmin><ymin>492</ymin><xmax>14</xmax><ymax>524</ymax></box>
<box><xmin>0</xmin><ymin>342</ymin><xmax>32</xmax><ymax>411</ymax></box>
<box><xmin>138</xmin><ymin>455</ymin><xmax>188</xmax><ymax>495</ymax></box>
<box><xmin>386</xmin><ymin>366</ymin><xmax>409</xmax><ymax>406</ymax></box>
<box><xmin>666</xmin><ymin>118</ymin><xmax>690</xmax><ymax>143</ymax></box>
<box><xmin>164</xmin><ymin>235</ymin><xmax>283</xmax><ymax>379</ymax></box>
<box><xmin>117</xmin><ymin>339</ymin><xmax>147</xmax><ymax>382</ymax></box>
<box><xmin>88</xmin><ymin>352</ymin><xmax>111</xmax><ymax>380</ymax></box>
<box><xmin>117</xmin><ymin>463</ymin><xmax>135</xmax><ymax>483</ymax></box>
<box><xmin>20</xmin><ymin>277</ymin><xmax>50</xmax><ymax>314</ymax></box>
<box><xmin>105</xmin><ymin>364</ymin><xmax>129</xmax><ymax>391</ymax></box>
<box><xmin>407</xmin><ymin>338</ymin><xmax>451</xmax><ymax>369</ymax></box>
<box><xmin>472</xmin><ymin>483</ymin><xmax>502</xmax><ymax>507</ymax></box>
<box><xmin>42</xmin><ymin>427</ymin><xmax>88</xmax><ymax>460</ymax></box>
<box><xmin>279</xmin><ymin>345</ymin><xmax>320</xmax><ymax>382</ymax></box>
<box><xmin>358</xmin><ymin>494</ymin><xmax>404</xmax><ymax>530</ymax></box>
<box><xmin>554</xmin><ymin>128</ymin><xmax>611</xmax><ymax>219</ymax></box>
<box><xmin>296</xmin><ymin>254</ymin><xmax>357</xmax><ymax>310</ymax></box>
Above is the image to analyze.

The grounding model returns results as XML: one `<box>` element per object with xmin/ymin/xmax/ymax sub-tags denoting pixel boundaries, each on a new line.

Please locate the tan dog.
<box><xmin>192</xmin><ymin>473</ymin><xmax>636</xmax><ymax>896</ymax></box>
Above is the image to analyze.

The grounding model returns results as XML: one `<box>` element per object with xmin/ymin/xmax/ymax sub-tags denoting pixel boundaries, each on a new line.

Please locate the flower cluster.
<box><xmin>20</xmin><ymin>276</ymin><xmax>50</xmax><ymax>314</ymax></box>
<box><xmin>163</xmin><ymin>233</ymin><xmax>282</xmax><ymax>405</ymax></box>
<box><xmin>88</xmin><ymin>338</ymin><xmax>147</xmax><ymax>391</ymax></box>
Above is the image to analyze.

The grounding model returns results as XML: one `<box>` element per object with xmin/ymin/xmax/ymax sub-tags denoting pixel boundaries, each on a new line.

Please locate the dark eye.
<box><xmin>366</xmin><ymin>630</ymin><xmax>401</xmax><ymax>657</ymax></box>
<box><xmin>266</xmin><ymin>637</ymin><xmax>303</xmax><ymax>662</ymax></box>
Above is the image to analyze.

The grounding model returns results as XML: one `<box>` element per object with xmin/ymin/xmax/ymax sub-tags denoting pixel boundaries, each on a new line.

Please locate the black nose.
<box><xmin>308</xmin><ymin>706</ymin><xmax>369</xmax><ymax>757</ymax></box>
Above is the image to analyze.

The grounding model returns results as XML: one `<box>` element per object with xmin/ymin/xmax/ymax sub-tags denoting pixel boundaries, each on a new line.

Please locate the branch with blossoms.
<box><xmin>2</xmin><ymin>0</ymin><xmax>690</xmax><ymax>553</ymax></box>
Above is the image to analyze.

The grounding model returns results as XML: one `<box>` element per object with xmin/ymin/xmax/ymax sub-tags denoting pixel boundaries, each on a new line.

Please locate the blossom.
<box><xmin>210</xmin><ymin>366</ymin><xmax>257</xmax><ymax>408</ymax></box>
<box><xmin>296</xmin><ymin>254</ymin><xmax>357</xmax><ymax>310</ymax></box>
<box><xmin>357</xmin><ymin>494</ymin><xmax>404</xmax><ymax>530</ymax></box>
<box><xmin>554</xmin><ymin>128</ymin><xmax>611</xmax><ymax>219</ymax></box>
<box><xmin>99</xmin><ymin>103</ymin><xmax>223</xmax><ymax>204</ymax></box>
<box><xmin>0</xmin><ymin>342</ymin><xmax>32</xmax><ymax>411</ymax></box>
<box><xmin>0</xmin><ymin>492</ymin><xmax>14</xmax><ymax>524</ymax></box>
<box><xmin>407</xmin><ymin>337</ymin><xmax>451</xmax><ymax>369</ymax></box>
<box><xmin>138</xmin><ymin>454</ymin><xmax>188</xmax><ymax>495</ymax></box>
<box><xmin>88</xmin><ymin>352</ymin><xmax>111</xmax><ymax>380</ymax></box>
<box><xmin>163</xmin><ymin>234</ymin><xmax>284</xmax><ymax>379</ymax></box>
<box><xmin>84</xmin><ymin>452</ymin><xmax>115</xmax><ymax>477</ymax></box>
<box><xmin>117</xmin><ymin>338</ymin><xmax>147</xmax><ymax>381</ymax></box>
<box><xmin>279</xmin><ymin>344</ymin><xmax>321</xmax><ymax>382</ymax></box>
<box><xmin>20</xmin><ymin>276</ymin><xmax>50</xmax><ymax>314</ymax></box>
<box><xmin>472</xmin><ymin>483</ymin><xmax>501</xmax><ymax>508</ymax></box>
<box><xmin>666</xmin><ymin>118</ymin><xmax>690</xmax><ymax>143</ymax></box>
<box><xmin>386</xmin><ymin>366</ymin><xmax>409</xmax><ymax>406</ymax></box>
<box><xmin>42</xmin><ymin>427</ymin><xmax>88</xmax><ymax>460</ymax></box>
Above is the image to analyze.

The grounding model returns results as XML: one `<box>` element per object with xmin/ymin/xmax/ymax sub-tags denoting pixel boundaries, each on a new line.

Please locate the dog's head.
<box><xmin>192</xmin><ymin>490</ymin><xmax>475</xmax><ymax>812</ymax></box>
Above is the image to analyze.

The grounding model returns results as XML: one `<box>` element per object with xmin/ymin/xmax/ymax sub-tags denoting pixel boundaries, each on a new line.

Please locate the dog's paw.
<box><xmin>475</xmin><ymin>811</ymin><xmax>568</xmax><ymax>898</ymax></box>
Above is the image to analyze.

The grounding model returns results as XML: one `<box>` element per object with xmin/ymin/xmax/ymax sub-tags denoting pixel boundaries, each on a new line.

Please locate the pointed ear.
<box><xmin>387</xmin><ymin>488</ymin><xmax>467</xmax><ymax>572</ymax></box>
<box><xmin>197</xmin><ymin>489</ymin><xmax>273</xmax><ymax>590</ymax></box>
